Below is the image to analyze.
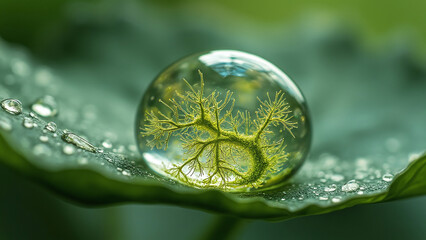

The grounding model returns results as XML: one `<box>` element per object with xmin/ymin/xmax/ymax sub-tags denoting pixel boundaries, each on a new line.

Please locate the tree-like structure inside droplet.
<box><xmin>141</xmin><ymin>70</ymin><xmax>297</xmax><ymax>189</ymax></box>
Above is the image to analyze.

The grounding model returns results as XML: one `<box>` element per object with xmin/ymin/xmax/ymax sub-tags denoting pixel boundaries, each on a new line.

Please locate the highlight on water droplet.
<box><xmin>1</xmin><ymin>98</ymin><xmax>23</xmax><ymax>115</ymax></box>
<box><xmin>31</xmin><ymin>95</ymin><xmax>58</xmax><ymax>117</ymax></box>
<box><xmin>61</xmin><ymin>132</ymin><xmax>97</xmax><ymax>153</ymax></box>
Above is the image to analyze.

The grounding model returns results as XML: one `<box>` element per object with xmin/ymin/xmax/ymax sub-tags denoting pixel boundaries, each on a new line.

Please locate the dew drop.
<box><xmin>324</xmin><ymin>184</ymin><xmax>337</xmax><ymax>192</ymax></box>
<box><xmin>22</xmin><ymin>117</ymin><xmax>35</xmax><ymax>129</ymax></box>
<box><xmin>382</xmin><ymin>173</ymin><xmax>394</xmax><ymax>182</ymax></box>
<box><xmin>135</xmin><ymin>50</ymin><xmax>312</xmax><ymax>191</ymax></box>
<box><xmin>1</xmin><ymin>98</ymin><xmax>22</xmax><ymax>115</ymax></box>
<box><xmin>331</xmin><ymin>196</ymin><xmax>342</xmax><ymax>203</ymax></box>
<box><xmin>341</xmin><ymin>180</ymin><xmax>359</xmax><ymax>192</ymax></box>
<box><xmin>0</xmin><ymin>117</ymin><xmax>12</xmax><ymax>131</ymax></box>
<box><xmin>102</xmin><ymin>139</ymin><xmax>113</xmax><ymax>149</ymax></box>
<box><xmin>62</xmin><ymin>132</ymin><xmax>97</xmax><ymax>153</ymax></box>
<box><xmin>39</xmin><ymin>135</ymin><xmax>49</xmax><ymax>142</ymax></box>
<box><xmin>319</xmin><ymin>196</ymin><xmax>329</xmax><ymax>201</ymax></box>
<box><xmin>11</xmin><ymin>59</ymin><xmax>30</xmax><ymax>76</ymax></box>
<box><xmin>31</xmin><ymin>95</ymin><xmax>58</xmax><ymax>117</ymax></box>
<box><xmin>63</xmin><ymin>145</ymin><xmax>76</xmax><ymax>155</ymax></box>
<box><xmin>357</xmin><ymin>191</ymin><xmax>364</xmax><ymax>195</ymax></box>
<box><xmin>122</xmin><ymin>170</ymin><xmax>131</xmax><ymax>176</ymax></box>
<box><xmin>45</xmin><ymin>122</ymin><xmax>57</xmax><ymax>133</ymax></box>
<box><xmin>78</xmin><ymin>158</ymin><xmax>88</xmax><ymax>165</ymax></box>
<box><xmin>33</xmin><ymin>144</ymin><xmax>52</xmax><ymax>156</ymax></box>
<box><xmin>330</xmin><ymin>174</ymin><xmax>344</xmax><ymax>182</ymax></box>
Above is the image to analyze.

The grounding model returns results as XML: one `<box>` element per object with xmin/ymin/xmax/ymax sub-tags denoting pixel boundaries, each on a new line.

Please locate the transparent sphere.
<box><xmin>136</xmin><ymin>50</ymin><xmax>311</xmax><ymax>192</ymax></box>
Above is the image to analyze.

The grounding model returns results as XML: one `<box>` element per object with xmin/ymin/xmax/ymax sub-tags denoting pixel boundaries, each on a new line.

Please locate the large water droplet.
<box><xmin>382</xmin><ymin>173</ymin><xmax>394</xmax><ymax>182</ymax></box>
<box><xmin>31</xmin><ymin>95</ymin><xmax>58</xmax><ymax>117</ymax></box>
<box><xmin>1</xmin><ymin>98</ymin><xmax>22</xmax><ymax>115</ymax></box>
<box><xmin>341</xmin><ymin>180</ymin><xmax>359</xmax><ymax>192</ymax></box>
<box><xmin>61</xmin><ymin>132</ymin><xmax>97</xmax><ymax>153</ymax></box>
<box><xmin>136</xmin><ymin>50</ymin><xmax>311</xmax><ymax>191</ymax></box>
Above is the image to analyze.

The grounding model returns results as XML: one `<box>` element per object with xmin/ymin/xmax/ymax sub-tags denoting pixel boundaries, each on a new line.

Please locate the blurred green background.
<box><xmin>0</xmin><ymin>0</ymin><xmax>425</xmax><ymax>239</ymax></box>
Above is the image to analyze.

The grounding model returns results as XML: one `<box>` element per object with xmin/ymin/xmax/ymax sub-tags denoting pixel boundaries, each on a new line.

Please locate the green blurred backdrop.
<box><xmin>0</xmin><ymin>0</ymin><xmax>425</xmax><ymax>239</ymax></box>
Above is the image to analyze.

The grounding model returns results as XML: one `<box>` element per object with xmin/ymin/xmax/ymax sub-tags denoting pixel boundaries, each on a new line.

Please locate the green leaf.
<box><xmin>0</xmin><ymin>21</ymin><xmax>425</xmax><ymax>221</ymax></box>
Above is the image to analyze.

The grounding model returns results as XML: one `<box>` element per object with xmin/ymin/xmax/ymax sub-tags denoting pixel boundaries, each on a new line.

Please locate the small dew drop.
<box><xmin>117</xmin><ymin>167</ymin><xmax>123</xmax><ymax>171</ymax></box>
<box><xmin>330</xmin><ymin>174</ymin><xmax>344</xmax><ymax>182</ymax></box>
<box><xmin>324</xmin><ymin>184</ymin><xmax>337</xmax><ymax>192</ymax></box>
<box><xmin>319</xmin><ymin>196</ymin><xmax>329</xmax><ymax>201</ymax></box>
<box><xmin>102</xmin><ymin>140</ymin><xmax>113</xmax><ymax>149</ymax></box>
<box><xmin>63</xmin><ymin>145</ymin><xmax>76</xmax><ymax>155</ymax></box>
<box><xmin>331</xmin><ymin>196</ymin><xmax>342</xmax><ymax>203</ymax></box>
<box><xmin>11</xmin><ymin>59</ymin><xmax>30</xmax><ymax>76</ymax></box>
<box><xmin>357</xmin><ymin>191</ymin><xmax>364</xmax><ymax>195</ymax></box>
<box><xmin>341</xmin><ymin>180</ymin><xmax>359</xmax><ymax>192</ymax></box>
<box><xmin>23</xmin><ymin>117</ymin><xmax>35</xmax><ymax>129</ymax></box>
<box><xmin>45</xmin><ymin>122</ymin><xmax>57</xmax><ymax>133</ymax></box>
<box><xmin>122</xmin><ymin>170</ymin><xmax>131</xmax><ymax>176</ymax></box>
<box><xmin>33</xmin><ymin>144</ymin><xmax>52</xmax><ymax>156</ymax></box>
<box><xmin>1</xmin><ymin>98</ymin><xmax>22</xmax><ymax>115</ymax></box>
<box><xmin>31</xmin><ymin>95</ymin><xmax>58</xmax><ymax>117</ymax></box>
<box><xmin>78</xmin><ymin>158</ymin><xmax>88</xmax><ymax>165</ymax></box>
<box><xmin>382</xmin><ymin>173</ymin><xmax>394</xmax><ymax>182</ymax></box>
<box><xmin>0</xmin><ymin>117</ymin><xmax>12</xmax><ymax>131</ymax></box>
<box><xmin>39</xmin><ymin>135</ymin><xmax>49</xmax><ymax>142</ymax></box>
<box><xmin>62</xmin><ymin>132</ymin><xmax>97</xmax><ymax>153</ymax></box>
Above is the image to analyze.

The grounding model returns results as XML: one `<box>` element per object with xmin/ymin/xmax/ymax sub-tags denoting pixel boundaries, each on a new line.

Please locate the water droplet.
<box><xmin>33</xmin><ymin>144</ymin><xmax>52</xmax><ymax>156</ymax></box>
<box><xmin>0</xmin><ymin>117</ymin><xmax>12</xmax><ymax>131</ymax></box>
<box><xmin>63</xmin><ymin>145</ymin><xmax>76</xmax><ymax>155</ymax></box>
<box><xmin>11</xmin><ymin>59</ymin><xmax>30</xmax><ymax>76</ymax></box>
<box><xmin>31</xmin><ymin>95</ymin><xmax>58</xmax><ymax>117</ymax></box>
<box><xmin>135</xmin><ymin>50</ymin><xmax>312</xmax><ymax>191</ymax></box>
<box><xmin>341</xmin><ymin>180</ymin><xmax>359</xmax><ymax>192</ymax></box>
<box><xmin>62</xmin><ymin>132</ymin><xmax>97</xmax><ymax>153</ymax></box>
<box><xmin>330</xmin><ymin>174</ymin><xmax>344</xmax><ymax>182</ymax></box>
<box><xmin>331</xmin><ymin>196</ymin><xmax>342</xmax><ymax>203</ymax></box>
<box><xmin>29</xmin><ymin>112</ymin><xmax>37</xmax><ymax>118</ymax></box>
<box><xmin>102</xmin><ymin>139</ymin><xmax>113</xmax><ymax>149</ymax></box>
<box><xmin>78</xmin><ymin>158</ymin><xmax>88</xmax><ymax>165</ymax></box>
<box><xmin>382</xmin><ymin>173</ymin><xmax>394</xmax><ymax>182</ymax></box>
<box><xmin>324</xmin><ymin>184</ymin><xmax>337</xmax><ymax>192</ymax></box>
<box><xmin>319</xmin><ymin>196</ymin><xmax>329</xmax><ymax>201</ymax></box>
<box><xmin>408</xmin><ymin>152</ymin><xmax>422</xmax><ymax>162</ymax></box>
<box><xmin>39</xmin><ymin>135</ymin><xmax>49</xmax><ymax>142</ymax></box>
<box><xmin>22</xmin><ymin>117</ymin><xmax>35</xmax><ymax>129</ymax></box>
<box><xmin>45</xmin><ymin>122</ymin><xmax>57</xmax><ymax>132</ymax></box>
<box><xmin>357</xmin><ymin>191</ymin><xmax>364</xmax><ymax>195</ymax></box>
<box><xmin>1</xmin><ymin>98</ymin><xmax>22</xmax><ymax>115</ymax></box>
<box><xmin>117</xmin><ymin>167</ymin><xmax>123</xmax><ymax>171</ymax></box>
<box><xmin>122</xmin><ymin>170</ymin><xmax>131</xmax><ymax>176</ymax></box>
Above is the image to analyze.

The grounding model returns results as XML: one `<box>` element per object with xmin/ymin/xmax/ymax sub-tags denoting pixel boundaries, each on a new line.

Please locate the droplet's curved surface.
<box><xmin>136</xmin><ymin>50</ymin><xmax>311</xmax><ymax>191</ymax></box>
